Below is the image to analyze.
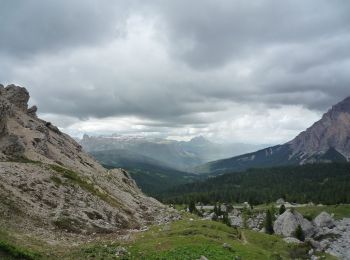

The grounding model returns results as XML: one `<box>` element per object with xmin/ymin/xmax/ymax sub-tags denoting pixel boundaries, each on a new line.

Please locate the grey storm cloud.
<box><xmin>0</xmin><ymin>0</ymin><xmax>131</xmax><ymax>57</ymax></box>
<box><xmin>1</xmin><ymin>0</ymin><xmax>350</xmax><ymax>137</ymax></box>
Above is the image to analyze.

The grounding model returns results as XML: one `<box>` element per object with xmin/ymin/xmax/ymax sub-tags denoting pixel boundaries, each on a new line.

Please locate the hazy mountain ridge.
<box><xmin>80</xmin><ymin>134</ymin><xmax>266</xmax><ymax>171</ymax></box>
<box><xmin>196</xmin><ymin>96</ymin><xmax>350</xmax><ymax>175</ymax></box>
<box><xmin>91</xmin><ymin>148</ymin><xmax>199</xmax><ymax>195</ymax></box>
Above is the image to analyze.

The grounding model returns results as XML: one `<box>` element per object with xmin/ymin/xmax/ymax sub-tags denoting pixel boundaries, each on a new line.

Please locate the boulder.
<box><xmin>273</xmin><ymin>209</ymin><xmax>315</xmax><ymax>238</ymax></box>
<box><xmin>276</xmin><ymin>198</ymin><xmax>285</xmax><ymax>205</ymax></box>
<box><xmin>229</xmin><ymin>214</ymin><xmax>243</xmax><ymax>227</ymax></box>
<box><xmin>27</xmin><ymin>105</ymin><xmax>37</xmax><ymax>117</ymax></box>
<box><xmin>314</xmin><ymin>212</ymin><xmax>335</xmax><ymax>228</ymax></box>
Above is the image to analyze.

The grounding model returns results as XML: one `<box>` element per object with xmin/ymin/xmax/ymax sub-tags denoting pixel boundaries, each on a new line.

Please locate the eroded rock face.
<box><xmin>0</xmin><ymin>84</ymin><xmax>29</xmax><ymax>111</ymax></box>
<box><xmin>273</xmin><ymin>209</ymin><xmax>315</xmax><ymax>238</ymax></box>
<box><xmin>289</xmin><ymin>96</ymin><xmax>350</xmax><ymax>161</ymax></box>
<box><xmin>0</xmin><ymin>84</ymin><xmax>179</xmax><ymax>238</ymax></box>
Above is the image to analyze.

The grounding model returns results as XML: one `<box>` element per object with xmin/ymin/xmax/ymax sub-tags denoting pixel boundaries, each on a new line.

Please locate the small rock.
<box><xmin>283</xmin><ymin>237</ymin><xmax>302</xmax><ymax>244</ymax></box>
<box><xmin>223</xmin><ymin>243</ymin><xmax>232</xmax><ymax>249</ymax></box>
<box><xmin>115</xmin><ymin>246</ymin><xmax>128</xmax><ymax>257</ymax></box>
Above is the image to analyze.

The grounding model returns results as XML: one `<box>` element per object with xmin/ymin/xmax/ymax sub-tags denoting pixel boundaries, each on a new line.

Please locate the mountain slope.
<box><xmin>0</xmin><ymin>84</ymin><xmax>177</xmax><ymax>239</ymax></box>
<box><xmin>196</xmin><ymin>96</ymin><xmax>350</xmax><ymax>175</ymax></box>
<box><xmin>91</xmin><ymin>149</ymin><xmax>199</xmax><ymax>196</ymax></box>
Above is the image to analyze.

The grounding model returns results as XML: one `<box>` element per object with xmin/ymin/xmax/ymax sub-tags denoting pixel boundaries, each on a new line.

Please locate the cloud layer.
<box><xmin>1</xmin><ymin>0</ymin><xmax>350</xmax><ymax>144</ymax></box>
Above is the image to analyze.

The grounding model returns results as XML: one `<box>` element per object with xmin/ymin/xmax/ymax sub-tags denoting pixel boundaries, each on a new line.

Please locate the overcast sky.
<box><xmin>1</xmin><ymin>0</ymin><xmax>350</xmax><ymax>144</ymax></box>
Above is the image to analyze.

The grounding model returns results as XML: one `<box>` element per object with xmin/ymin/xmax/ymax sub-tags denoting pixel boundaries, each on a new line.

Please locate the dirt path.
<box><xmin>241</xmin><ymin>231</ymin><xmax>248</xmax><ymax>245</ymax></box>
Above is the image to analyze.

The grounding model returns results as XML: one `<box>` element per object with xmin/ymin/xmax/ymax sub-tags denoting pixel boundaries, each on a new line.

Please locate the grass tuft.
<box><xmin>0</xmin><ymin>239</ymin><xmax>41</xmax><ymax>260</ymax></box>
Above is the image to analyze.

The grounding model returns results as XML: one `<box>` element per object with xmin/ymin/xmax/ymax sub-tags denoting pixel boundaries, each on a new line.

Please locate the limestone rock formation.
<box><xmin>314</xmin><ymin>212</ymin><xmax>335</xmax><ymax>228</ymax></box>
<box><xmin>0</xmin><ymin>84</ymin><xmax>178</xmax><ymax>239</ymax></box>
<box><xmin>273</xmin><ymin>209</ymin><xmax>315</xmax><ymax>238</ymax></box>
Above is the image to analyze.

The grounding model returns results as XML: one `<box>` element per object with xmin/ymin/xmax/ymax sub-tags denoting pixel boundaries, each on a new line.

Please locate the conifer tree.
<box><xmin>294</xmin><ymin>225</ymin><xmax>305</xmax><ymax>241</ymax></box>
<box><xmin>279</xmin><ymin>204</ymin><xmax>286</xmax><ymax>215</ymax></box>
<box><xmin>265</xmin><ymin>209</ymin><xmax>274</xmax><ymax>234</ymax></box>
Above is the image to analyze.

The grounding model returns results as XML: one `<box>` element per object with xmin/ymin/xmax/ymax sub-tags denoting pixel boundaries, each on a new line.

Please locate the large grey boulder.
<box><xmin>229</xmin><ymin>214</ymin><xmax>243</xmax><ymax>227</ymax></box>
<box><xmin>314</xmin><ymin>212</ymin><xmax>335</xmax><ymax>228</ymax></box>
<box><xmin>273</xmin><ymin>209</ymin><xmax>315</xmax><ymax>238</ymax></box>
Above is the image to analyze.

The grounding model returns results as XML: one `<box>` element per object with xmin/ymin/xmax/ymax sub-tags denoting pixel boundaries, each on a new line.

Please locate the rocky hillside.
<box><xmin>196</xmin><ymin>96</ymin><xmax>350</xmax><ymax>174</ymax></box>
<box><xmin>0</xmin><ymin>84</ymin><xmax>177</xmax><ymax>240</ymax></box>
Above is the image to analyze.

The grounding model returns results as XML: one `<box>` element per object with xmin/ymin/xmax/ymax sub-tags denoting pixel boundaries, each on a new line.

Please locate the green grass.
<box><xmin>67</xmin><ymin>214</ymin><xmax>334</xmax><ymax>260</ymax></box>
<box><xmin>0</xmin><ymin>230</ymin><xmax>41</xmax><ymax>260</ymax></box>
<box><xmin>49</xmin><ymin>165</ymin><xmax>122</xmax><ymax>209</ymax></box>
<box><xmin>0</xmin><ymin>240</ymin><xmax>40</xmax><ymax>260</ymax></box>
<box><xmin>6</xmin><ymin>156</ymin><xmax>41</xmax><ymax>164</ymax></box>
<box><xmin>0</xmin><ymin>214</ymin><xmax>337</xmax><ymax>260</ymax></box>
<box><xmin>297</xmin><ymin>205</ymin><xmax>350</xmax><ymax>220</ymax></box>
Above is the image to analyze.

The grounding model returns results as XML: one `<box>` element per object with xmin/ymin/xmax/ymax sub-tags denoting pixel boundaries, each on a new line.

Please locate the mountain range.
<box><xmin>196</xmin><ymin>96</ymin><xmax>350</xmax><ymax>175</ymax></box>
<box><xmin>80</xmin><ymin>134</ymin><xmax>265</xmax><ymax>172</ymax></box>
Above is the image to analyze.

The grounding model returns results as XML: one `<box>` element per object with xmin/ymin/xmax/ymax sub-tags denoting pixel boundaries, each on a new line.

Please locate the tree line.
<box><xmin>157</xmin><ymin>163</ymin><xmax>350</xmax><ymax>205</ymax></box>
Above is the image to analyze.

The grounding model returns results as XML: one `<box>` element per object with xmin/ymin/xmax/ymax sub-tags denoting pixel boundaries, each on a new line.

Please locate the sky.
<box><xmin>1</xmin><ymin>0</ymin><xmax>350</xmax><ymax>144</ymax></box>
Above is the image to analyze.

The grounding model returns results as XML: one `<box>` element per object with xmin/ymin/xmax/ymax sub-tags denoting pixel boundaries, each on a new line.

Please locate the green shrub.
<box><xmin>293</xmin><ymin>225</ymin><xmax>305</xmax><ymax>241</ymax></box>
<box><xmin>279</xmin><ymin>204</ymin><xmax>286</xmax><ymax>215</ymax></box>
<box><xmin>0</xmin><ymin>240</ymin><xmax>40</xmax><ymax>260</ymax></box>
<box><xmin>50</xmin><ymin>165</ymin><xmax>122</xmax><ymax>209</ymax></box>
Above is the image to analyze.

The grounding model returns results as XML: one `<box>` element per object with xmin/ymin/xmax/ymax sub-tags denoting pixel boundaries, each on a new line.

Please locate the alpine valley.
<box><xmin>1</xmin><ymin>86</ymin><xmax>350</xmax><ymax>260</ymax></box>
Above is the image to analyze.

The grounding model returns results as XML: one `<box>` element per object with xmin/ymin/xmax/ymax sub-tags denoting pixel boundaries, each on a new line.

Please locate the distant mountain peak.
<box><xmin>190</xmin><ymin>135</ymin><xmax>210</xmax><ymax>144</ymax></box>
<box><xmin>329</xmin><ymin>96</ymin><xmax>350</xmax><ymax>114</ymax></box>
<box><xmin>289</xmin><ymin>96</ymin><xmax>350</xmax><ymax>159</ymax></box>
<box><xmin>197</xmin><ymin>96</ymin><xmax>350</xmax><ymax>175</ymax></box>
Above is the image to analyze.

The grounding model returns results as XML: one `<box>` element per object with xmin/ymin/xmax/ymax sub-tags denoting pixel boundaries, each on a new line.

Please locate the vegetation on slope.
<box><xmin>100</xmin><ymin>160</ymin><xmax>200</xmax><ymax>197</ymax></box>
<box><xmin>160</xmin><ymin>163</ymin><xmax>350</xmax><ymax>205</ymax></box>
<box><xmin>0</xmin><ymin>214</ymin><xmax>336</xmax><ymax>259</ymax></box>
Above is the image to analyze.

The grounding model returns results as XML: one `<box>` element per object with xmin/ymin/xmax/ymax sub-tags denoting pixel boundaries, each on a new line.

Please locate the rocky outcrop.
<box><xmin>273</xmin><ymin>209</ymin><xmax>315</xmax><ymax>238</ymax></box>
<box><xmin>0</xmin><ymin>84</ymin><xmax>29</xmax><ymax>111</ymax></box>
<box><xmin>0</xmin><ymin>84</ymin><xmax>178</xmax><ymax>239</ymax></box>
<box><xmin>314</xmin><ymin>212</ymin><xmax>335</xmax><ymax>228</ymax></box>
<box><xmin>325</xmin><ymin>218</ymin><xmax>350</xmax><ymax>259</ymax></box>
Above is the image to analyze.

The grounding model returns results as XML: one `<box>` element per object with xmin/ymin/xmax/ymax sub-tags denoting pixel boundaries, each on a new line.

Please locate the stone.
<box><xmin>314</xmin><ymin>212</ymin><xmax>335</xmax><ymax>228</ymax></box>
<box><xmin>27</xmin><ymin>105</ymin><xmax>37</xmax><ymax>117</ymax></box>
<box><xmin>283</xmin><ymin>237</ymin><xmax>302</xmax><ymax>244</ymax></box>
<box><xmin>223</xmin><ymin>243</ymin><xmax>232</xmax><ymax>249</ymax></box>
<box><xmin>115</xmin><ymin>246</ymin><xmax>128</xmax><ymax>257</ymax></box>
<box><xmin>273</xmin><ymin>209</ymin><xmax>315</xmax><ymax>238</ymax></box>
<box><xmin>276</xmin><ymin>198</ymin><xmax>285</xmax><ymax>205</ymax></box>
<box><xmin>305</xmin><ymin>238</ymin><xmax>322</xmax><ymax>252</ymax></box>
<box><xmin>229</xmin><ymin>214</ymin><xmax>243</xmax><ymax>228</ymax></box>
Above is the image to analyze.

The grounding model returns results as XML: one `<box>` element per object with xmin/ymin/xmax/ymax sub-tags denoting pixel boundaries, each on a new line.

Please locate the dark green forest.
<box><xmin>158</xmin><ymin>163</ymin><xmax>350</xmax><ymax>205</ymax></box>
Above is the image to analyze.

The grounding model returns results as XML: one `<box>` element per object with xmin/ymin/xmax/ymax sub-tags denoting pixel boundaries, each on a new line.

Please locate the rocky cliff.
<box><xmin>197</xmin><ymin>96</ymin><xmax>350</xmax><ymax>174</ymax></box>
<box><xmin>289</xmin><ymin>96</ymin><xmax>350</xmax><ymax>161</ymax></box>
<box><xmin>0</xmin><ymin>84</ymin><xmax>177</xmax><ymax>240</ymax></box>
